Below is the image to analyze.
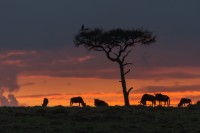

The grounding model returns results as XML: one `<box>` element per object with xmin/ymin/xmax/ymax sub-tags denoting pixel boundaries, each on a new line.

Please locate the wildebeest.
<box><xmin>94</xmin><ymin>99</ymin><xmax>108</xmax><ymax>107</ymax></box>
<box><xmin>70</xmin><ymin>96</ymin><xmax>86</xmax><ymax>107</ymax></box>
<box><xmin>140</xmin><ymin>94</ymin><xmax>156</xmax><ymax>106</ymax></box>
<box><xmin>42</xmin><ymin>98</ymin><xmax>49</xmax><ymax>107</ymax></box>
<box><xmin>178</xmin><ymin>98</ymin><xmax>191</xmax><ymax>107</ymax></box>
<box><xmin>155</xmin><ymin>93</ymin><xmax>170</xmax><ymax>106</ymax></box>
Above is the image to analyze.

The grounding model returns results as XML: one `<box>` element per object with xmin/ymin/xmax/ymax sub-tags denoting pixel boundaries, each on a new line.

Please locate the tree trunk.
<box><xmin>119</xmin><ymin>63</ymin><xmax>130</xmax><ymax>106</ymax></box>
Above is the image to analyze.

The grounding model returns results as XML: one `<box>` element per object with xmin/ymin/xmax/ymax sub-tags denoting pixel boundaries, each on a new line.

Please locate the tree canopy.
<box><xmin>74</xmin><ymin>27</ymin><xmax>156</xmax><ymax>106</ymax></box>
<box><xmin>75</xmin><ymin>28</ymin><xmax>155</xmax><ymax>63</ymax></box>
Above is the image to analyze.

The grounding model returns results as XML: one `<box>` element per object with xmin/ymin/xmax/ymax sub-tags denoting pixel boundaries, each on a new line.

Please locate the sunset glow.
<box><xmin>0</xmin><ymin>1</ymin><xmax>200</xmax><ymax>107</ymax></box>
<box><xmin>14</xmin><ymin>73</ymin><xmax>200</xmax><ymax>106</ymax></box>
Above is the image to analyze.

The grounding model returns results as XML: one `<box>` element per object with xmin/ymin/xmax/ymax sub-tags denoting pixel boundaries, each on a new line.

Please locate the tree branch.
<box><xmin>112</xmin><ymin>45</ymin><xmax>123</xmax><ymax>60</ymax></box>
<box><xmin>102</xmin><ymin>46</ymin><xmax>119</xmax><ymax>62</ymax></box>
<box><xmin>123</xmin><ymin>63</ymin><xmax>133</xmax><ymax>66</ymax></box>
<box><xmin>112</xmin><ymin>52</ymin><xmax>118</xmax><ymax>57</ymax></box>
<box><xmin>122</xmin><ymin>49</ymin><xmax>132</xmax><ymax>62</ymax></box>
<box><xmin>127</xmin><ymin>87</ymin><xmax>133</xmax><ymax>96</ymax></box>
<box><xmin>124</xmin><ymin>69</ymin><xmax>130</xmax><ymax>76</ymax></box>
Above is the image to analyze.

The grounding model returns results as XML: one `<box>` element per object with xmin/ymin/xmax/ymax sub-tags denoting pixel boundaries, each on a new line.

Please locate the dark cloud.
<box><xmin>17</xmin><ymin>93</ymin><xmax>62</xmax><ymax>98</ymax></box>
<box><xmin>0</xmin><ymin>1</ymin><xmax>199</xmax><ymax>50</ymax></box>
<box><xmin>131</xmin><ymin>70</ymin><xmax>200</xmax><ymax>80</ymax></box>
<box><xmin>0</xmin><ymin>48</ymin><xmax>200</xmax><ymax>82</ymax></box>
<box><xmin>0</xmin><ymin>1</ymin><xmax>200</xmax><ymax>104</ymax></box>
<box><xmin>0</xmin><ymin>94</ymin><xmax>19</xmax><ymax>106</ymax></box>
<box><xmin>16</xmin><ymin>92</ymin><xmax>104</xmax><ymax>99</ymax></box>
<box><xmin>20</xmin><ymin>82</ymin><xmax>36</xmax><ymax>87</ymax></box>
<box><xmin>7</xmin><ymin>94</ymin><xmax>19</xmax><ymax>106</ymax></box>
<box><xmin>134</xmin><ymin>85</ymin><xmax>200</xmax><ymax>93</ymax></box>
<box><xmin>0</xmin><ymin>66</ymin><xmax>19</xmax><ymax>92</ymax></box>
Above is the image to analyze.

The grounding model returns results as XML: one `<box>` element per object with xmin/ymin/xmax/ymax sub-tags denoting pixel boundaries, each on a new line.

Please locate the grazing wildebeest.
<box><xmin>94</xmin><ymin>99</ymin><xmax>108</xmax><ymax>107</ymax></box>
<box><xmin>178</xmin><ymin>98</ymin><xmax>191</xmax><ymax>107</ymax></box>
<box><xmin>155</xmin><ymin>93</ymin><xmax>170</xmax><ymax>106</ymax></box>
<box><xmin>42</xmin><ymin>98</ymin><xmax>49</xmax><ymax>107</ymax></box>
<box><xmin>70</xmin><ymin>96</ymin><xmax>86</xmax><ymax>107</ymax></box>
<box><xmin>140</xmin><ymin>94</ymin><xmax>156</xmax><ymax>106</ymax></box>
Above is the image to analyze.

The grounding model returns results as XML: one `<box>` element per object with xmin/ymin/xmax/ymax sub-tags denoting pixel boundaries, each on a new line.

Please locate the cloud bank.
<box><xmin>134</xmin><ymin>85</ymin><xmax>200</xmax><ymax>93</ymax></box>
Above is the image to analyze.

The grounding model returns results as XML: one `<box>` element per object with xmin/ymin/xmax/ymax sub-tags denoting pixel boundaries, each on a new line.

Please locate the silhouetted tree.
<box><xmin>74</xmin><ymin>27</ymin><xmax>156</xmax><ymax>106</ymax></box>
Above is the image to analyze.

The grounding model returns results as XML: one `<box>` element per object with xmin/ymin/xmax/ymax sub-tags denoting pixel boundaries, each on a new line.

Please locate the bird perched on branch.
<box><xmin>81</xmin><ymin>24</ymin><xmax>89</xmax><ymax>31</ymax></box>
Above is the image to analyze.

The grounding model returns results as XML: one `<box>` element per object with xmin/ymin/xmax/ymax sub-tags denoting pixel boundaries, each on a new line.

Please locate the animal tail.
<box><xmin>168</xmin><ymin>98</ymin><xmax>170</xmax><ymax>106</ymax></box>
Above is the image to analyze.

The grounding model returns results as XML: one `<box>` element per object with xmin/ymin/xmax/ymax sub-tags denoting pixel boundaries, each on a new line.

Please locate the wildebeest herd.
<box><xmin>41</xmin><ymin>93</ymin><xmax>194</xmax><ymax>107</ymax></box>
<box><xmin>140</xmin><ymin>93</ymin><xmax>170</xmax><ymax>107</ymax></box>
<box><xmin>139</xmin><ymin>93</ymin><xmax>192</xmax><ymax>107</ymax></box>
<box><xmin>69</xmin><ymin>97</ymin><xmax>109</xmax><ymax>107</ymax></box>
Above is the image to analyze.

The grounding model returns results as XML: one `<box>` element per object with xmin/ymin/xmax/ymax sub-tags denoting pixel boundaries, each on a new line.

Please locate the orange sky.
<box><xmin>0</xmin><ymin>48</ymin><xmax>200</xmax><ymax>107</ymax></box>
<box><xmin>15</xmin><ymin>75</ymin><xmax>200</xmax><ymax>107</ymax></box>
<box><xmin>0</xmin><ymin>1</ymin><xmax>200</xmax><ymax>107</ymax></box>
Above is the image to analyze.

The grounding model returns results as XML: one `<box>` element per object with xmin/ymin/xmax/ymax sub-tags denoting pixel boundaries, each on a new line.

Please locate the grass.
<box><xmin>0</xmin><ymin>105</ymin><xmax>200</xmax><ymax>133</ymax></box>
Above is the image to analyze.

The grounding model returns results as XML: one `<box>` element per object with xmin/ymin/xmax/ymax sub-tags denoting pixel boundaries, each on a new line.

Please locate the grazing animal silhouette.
<box><xmin>70</xmin><ymin>96</ymin><xmax>86</xmax><ymax>107</ymax></box>
<box><xmin>155</xmin><ymin>93</ymin><xmax>170</xmax><ymax>106</ymax></box>
<box><xmin>178</xmin><ymin>98</ymin><xmax>191</xmax><ymax>107</ymax></box>
<box><xmin>94</xmin><ymin>99</ymin><xmax>108</xmax><ymax>106</ymax></box>
<box><xmin>140</xmin><ymin>94</ymin><xmax>156</xmax><ymax>106</ymax></box>
<box><xmin>42</xmin><ymin>98</ymin><xmax>49</xmax><ymax>107</ymax></box>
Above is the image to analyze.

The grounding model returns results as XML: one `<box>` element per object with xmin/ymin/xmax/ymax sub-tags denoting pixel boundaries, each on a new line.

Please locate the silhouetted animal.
<box><xmin>140</xmin><ymin>94</ymin><xmax>156</xmax><ymax>106</ymax></box>
<box><xmin>197</xmin><ymin>100</ymin><xmax>200</xmax><ymax>105</ymax></box>
<box><xmin>178</xmin><ymin>98</ymin><xmax>191</xmax><ymax>107</ymax></box>
<box><xmin>70</xmin><ymin>96</ymin><xmax>86</xmax><ymax>107</ymax></box>
<box><xmin>81</xmin><ymin>25</ymin><xmax>85</xmax><ymax>30</ymax></box>
<box><xmin>155</xmin><ymin>93</ymin><xmax>170</xmax><ymax>106</ymax></box>
<box><xmin>81</xmin><ymin>24</ymin><xmax>89</xmax><ymax>31</ymax></box>
<box><xmin>94</xmin><ymin>99</ymin><xmax>108</xmax><ymax>106</ymax></box>
<box><xmin>42</xmin><ymin>98</ymin><xmax>48</xmax><ymax>107</ymax></box>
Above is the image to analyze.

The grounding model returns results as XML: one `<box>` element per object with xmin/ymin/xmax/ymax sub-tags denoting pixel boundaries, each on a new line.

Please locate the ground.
<box><xmin>0</xmin><ymin>105</ymin><xmax>200</xmax><ymax>133</ymax></box>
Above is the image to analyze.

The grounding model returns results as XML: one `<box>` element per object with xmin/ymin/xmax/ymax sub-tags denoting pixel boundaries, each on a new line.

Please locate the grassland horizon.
<box><xmin>0</xmin><ymin>105</ymin><xmax>200</xmax><ymax>133</ymax></box>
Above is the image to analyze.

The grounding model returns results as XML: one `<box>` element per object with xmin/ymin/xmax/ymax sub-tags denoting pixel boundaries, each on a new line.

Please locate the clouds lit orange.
<box><xmin>0</xmin><ymin>1</ymin><xmax>200</xmax><ymax>107</ymax></box>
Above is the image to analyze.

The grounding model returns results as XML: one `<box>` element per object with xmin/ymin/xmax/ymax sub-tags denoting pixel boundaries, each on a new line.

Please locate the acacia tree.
<box><xmin>74</xmin><ymin>27</ymin><xmax>156</xmax><ymax>106</ymax></box>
